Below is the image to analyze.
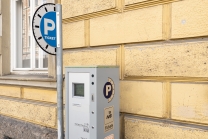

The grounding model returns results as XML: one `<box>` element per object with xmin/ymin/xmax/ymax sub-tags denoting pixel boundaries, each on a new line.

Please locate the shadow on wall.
<box><xmin>3</xmin><ymin>135</ymin><xmax>12</xmax><ymax>139</ymax></box>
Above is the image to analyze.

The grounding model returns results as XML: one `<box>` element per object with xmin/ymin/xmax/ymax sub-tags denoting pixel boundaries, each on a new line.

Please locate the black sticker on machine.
<box><xmin>103</xmin><ymin>78</ymin><xmax>115</xmax><ymax>103</ymax></box>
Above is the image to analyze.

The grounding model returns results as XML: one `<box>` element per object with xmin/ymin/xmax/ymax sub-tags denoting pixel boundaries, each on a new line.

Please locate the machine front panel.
<box><xmin>68</xmin><ymin>72</ymin><xmax>90</xmax><ymax>139</ymax></box>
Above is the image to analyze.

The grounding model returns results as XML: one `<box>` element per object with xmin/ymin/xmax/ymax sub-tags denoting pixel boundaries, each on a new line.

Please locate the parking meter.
<box><xmin>65</xmin><ymin>66</ymin><xmax>119</xmax><ymax>139</ymax></box>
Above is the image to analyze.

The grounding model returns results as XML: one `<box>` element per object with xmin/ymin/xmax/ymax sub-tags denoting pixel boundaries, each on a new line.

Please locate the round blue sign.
<box><xmin>32</xmin><ymin>3</ymin><xmax>57</xmax><ymax>55</ymax></box>
<box><xmin>40</xmin><ymin>11</ymin><xmax>56</xmax><ymax>47</ymax></box>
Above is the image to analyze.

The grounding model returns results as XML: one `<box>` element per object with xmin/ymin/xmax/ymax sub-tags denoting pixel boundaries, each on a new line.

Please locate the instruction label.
<box><xmin>104</xmin><ymin>106</ymin><xmax>114</xmax><ymax>132</ymax></box>
<box><xmin>74</xmin><ymin>123</ymin><xmax>89</xmax><ymax>133</ymax></box>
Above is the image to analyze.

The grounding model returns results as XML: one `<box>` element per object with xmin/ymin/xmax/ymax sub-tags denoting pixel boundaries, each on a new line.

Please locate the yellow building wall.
<box><xmin>125</xmin><ymin>117</ymin><xmax>208</xmax><ymax>139</ymax></box>
<box><xmin>0</xmin><ymin>86</ymin><xmax>57</xmax><ymax>128</ymax></box>
<box><xmin>1</xmin><ymin>0</ymin><xmax>208</xmax><ymax>138</ymax></box>
<box><xmin>61</xmin><ymin>0</ymin><xmax>208</xmax><ymax>138</ymax></box>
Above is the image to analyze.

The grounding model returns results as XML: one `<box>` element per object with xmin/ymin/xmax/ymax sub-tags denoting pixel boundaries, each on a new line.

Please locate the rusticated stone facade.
<box><xmin>0</xmin><ymin>115</ymin><xmax>57</xmax><ymax>139</ymax></box>
<box><xmin>1</xmin><ymin>0</ymin><xmax>208</xmax><ymax>138</ymax></box>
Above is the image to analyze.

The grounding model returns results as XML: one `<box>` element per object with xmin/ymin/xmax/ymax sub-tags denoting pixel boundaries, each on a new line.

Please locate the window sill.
<box><xmin>0</xmin><ymin>74</ymin><xmax>56</xmax><ymax>88</ymax></box>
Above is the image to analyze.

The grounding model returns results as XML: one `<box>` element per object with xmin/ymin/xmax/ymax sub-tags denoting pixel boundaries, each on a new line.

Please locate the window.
<box><xmin>43</xmin><ymin>0</ymin><xmax>47</xmax><ymax>4</ymax></box>
<box><xmin>35</xmin><ymin>0</ymin><xmax>38</xmax><ymax>6</ymax></box>
<box><xmin>11</xmin><ymin>0</ymin><xmax>54</xmax><ymax>71</ymax></box>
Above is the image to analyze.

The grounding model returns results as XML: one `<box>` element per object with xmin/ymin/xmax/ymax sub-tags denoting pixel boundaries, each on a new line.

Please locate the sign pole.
<box><xmin>32</xmin><ymin>3</ymin><xmax>63</xmax><ymax>138</ymax></box>
<box><xmin>56</xmin><ymin>4</ymin><xmax>64</xmax><ymax>139</ymax></box>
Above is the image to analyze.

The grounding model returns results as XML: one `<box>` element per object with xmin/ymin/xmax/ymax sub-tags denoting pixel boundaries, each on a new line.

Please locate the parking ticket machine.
<box><xmin>65</xmin><ymin>66</ymin><xmax>119</xmax><ymax>139</ymax></box>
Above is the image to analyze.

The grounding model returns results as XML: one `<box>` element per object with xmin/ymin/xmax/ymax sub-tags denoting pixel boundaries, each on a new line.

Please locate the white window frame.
<box><xmin>10</xmin><ymin>0</ymin><xmax>54</xmax><ymax>72</ymax></box>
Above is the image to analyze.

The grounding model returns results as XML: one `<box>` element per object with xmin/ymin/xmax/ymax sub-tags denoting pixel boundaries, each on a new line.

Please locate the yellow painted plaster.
<box><xmin>124</xmin><ymin>41</ymin><xmax>208</xmax><ymax>77</ymax></box>
<box><xmin>84</xmin><ymin>20</ymin><xmax>90</xmax><ymax>46</ymax></box>
<box><xmin>0</xmin><ymin>37</ymin><xmax>2</xmax><ymax>54</ymax></box>
<box><xmin>63</xmin><ymin>47</ymin><xmax>118</xmax><ymax>68</ymax></box>
<box><xmin>172</xmin><ymin>83</ymin><xmax>208</xmax><ymax>124</ymax></box>
<box><xmin>1</xmin><ymin>0</ymin><xmax>11</xmax><ymax>75</ymax></box>
<box><xmin>125</xmin><ymin>0</ymin><xmax>147</xmax><ymax>5</ymax></box>
<box><xmin>120</xmin><ymin>81</ymin><xmax>163</xmax><ymax>117</ymax></box>
<box><xmin>63</xmin><ymin>21</ymin><xmax>85</xmax><ymax>49</ymax></box>
<box><xmin>125</xmin><ymin>0</ymin><xmax>179</xmax><ymax>6</ymax></box>
<box><xmin>90</xmin><ymin>5</ymin><xmax>162</xmax><ymax>46</ymax></box>
<box><xmin>0</xmin><ymin>97</ymin><xmax>56</xmax><ymax>127</ymax></box>
<box><xmin>62</xmin><ymin>0</ymin><xmax>116</xmax><ymax>19</ymax></box>
<box><xmin>162</xmin><ymin>82</ymin><xmax>171</xmax><ymax>118</ymax></box>
<box><xmin>162</xmin><ymin>4</ymin><xmax>171</xmax><ymax>40</ymax></box>
<box><xmin>120</xmin><ymin>113</ymin><xmax>125</xmax><ymax>139</ymax></box>
<box><xmin>124</xmin><ymin>0</ymin><xmax>179</xmax><ymax>12</ymax></box>
<box><xmin>125</xmin><ymin>117</ymin><xmax>208</xmax><ymax>139</ymax></box>
<box><xmin>23</xmin><ymin>88</ymin><xmax>56</xmax><ymax>103</ymax></box>
<box><xmin>172</xmin><ymin>0</ymin><xmax>208</xmax><ymax>38</ymax></box>
<box><xmin>0</xmin><ymin>86</ymin><xmax>21</xmax><ymax>98</ymax></box>
<box><xmin>48</xmin><ymin>55</ymin><xmax>56</xmax><ymax>78</ymax></box>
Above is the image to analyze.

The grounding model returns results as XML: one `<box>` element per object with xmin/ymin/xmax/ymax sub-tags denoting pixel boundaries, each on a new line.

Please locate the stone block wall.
<box><xmin>62</xmin><ymin>0</ymin><xmax>208</xmax><ymax>138</ymax></box>
<box><xmin>1</xmin><ymin>0</ymin><xmax>208</xmax><ymax>138</ymax></box>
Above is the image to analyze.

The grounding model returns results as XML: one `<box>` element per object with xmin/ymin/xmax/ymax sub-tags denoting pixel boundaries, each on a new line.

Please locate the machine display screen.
<box><xmin>74</xmin><ymin>83</ymin><xmax>84</xmax><ymax>97</ymax></box>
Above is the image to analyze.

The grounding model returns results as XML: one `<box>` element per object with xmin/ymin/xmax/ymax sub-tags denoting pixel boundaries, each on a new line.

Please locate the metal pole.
<box><xmin>56</xmin><ymin>4</ymin><xmax>64</xmax><ymax>139</ymax></box>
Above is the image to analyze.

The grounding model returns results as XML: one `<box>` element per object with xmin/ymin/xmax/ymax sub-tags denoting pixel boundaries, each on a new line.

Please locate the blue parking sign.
<box><xmin>32</xmin><ymin>3</ymin><xmax>57</xmax><ymax>55</ymax></box>
<box><xmin>40</xmin><ymin>11</ymin><xmax>56</xmax><ymax>47</ymax></box>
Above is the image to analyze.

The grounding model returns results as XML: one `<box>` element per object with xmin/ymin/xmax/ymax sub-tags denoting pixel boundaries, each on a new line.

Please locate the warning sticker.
<box><xmin>104</xmin><ymin>134</ymin><xmax>114</xmax><ymax>139</ymax></box>
<box><xmin>104</xmin><ymin>106</ymin><xmax>114</xmax><ymax>132</ymax></box>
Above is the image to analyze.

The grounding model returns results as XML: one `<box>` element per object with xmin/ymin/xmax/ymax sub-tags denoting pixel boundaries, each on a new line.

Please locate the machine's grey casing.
<box><xmin>65</xmin><ymin>66</ymin><xmax>119</xmax><ymax>139</ymax></box>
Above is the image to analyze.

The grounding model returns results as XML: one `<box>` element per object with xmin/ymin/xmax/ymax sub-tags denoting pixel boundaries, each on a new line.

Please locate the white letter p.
<box><xmin>44</xmin><ymin>18</ymin><xmax>55</xmax><ymax>35</ymax></box>
<box><xmin>106</xmin><ymin>85</ymin><xmax>111</xmax><ymax>96</ymax></box>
